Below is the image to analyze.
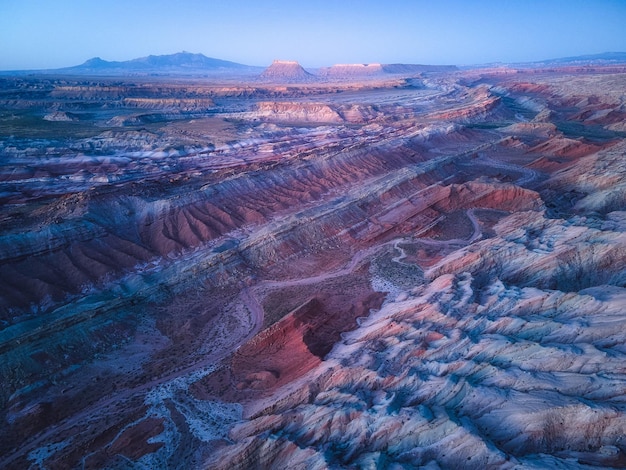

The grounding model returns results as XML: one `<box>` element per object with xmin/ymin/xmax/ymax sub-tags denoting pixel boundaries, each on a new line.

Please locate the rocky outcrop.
<box><xmin>121</xmin><ymin>97</ymin><xmax>215</xmax><ymax>110</ymax></box>
<box><xmin>318</xmin><ymin>63</ymin><xmax>384</xmax><ymax>78</ymax></box>
<box><xmin>250</xmin><ymin>101</ymin><xmax>383</xmax><ymax>124</ymax></box>
<box><xmin>253</xmin><ymin>101</ymin><xmax>343</xmax><ymax>123</ymax></box>
<box><xmin>258</xmin><ymin>60</ymin><xmax>316</xmax><ymax>83</ymax></box>
<box><xmin>318</xmin><ymin>63</ymin><xmax>458</xmax><ymax>79</ymax></box>
<box><xmin>42</xmin><ymin>111</ymin><xmax>77</xmax><ymax>121</ymax></box>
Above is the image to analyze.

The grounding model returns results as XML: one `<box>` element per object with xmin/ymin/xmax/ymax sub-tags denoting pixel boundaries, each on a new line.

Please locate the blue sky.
<box><xmin>1</xmin><ymin>0</ymin><xmax>626</xmax><ymax>70</ymax></box>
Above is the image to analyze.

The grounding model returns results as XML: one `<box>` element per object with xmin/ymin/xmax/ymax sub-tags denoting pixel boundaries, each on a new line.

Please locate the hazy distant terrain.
<box><xmin>1</xmin><ymin>55</ymin><xmax>626</xmax><ymax>468</ymax></box>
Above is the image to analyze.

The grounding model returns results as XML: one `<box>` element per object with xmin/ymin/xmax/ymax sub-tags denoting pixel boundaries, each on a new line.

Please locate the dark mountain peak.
<box><xmin>83</xmin><ymin>57</ymin><xmax>106</xmax><ymax>65</ymax></box>
<box><xmin>128</xmin><ymin>52</ymin><xmax>250</xmax><ymax>70</ymax></box>
<box><xmin>79</xmin><ymin>57</ymin><xmax>116</xmax><ymax>68</ymax></box>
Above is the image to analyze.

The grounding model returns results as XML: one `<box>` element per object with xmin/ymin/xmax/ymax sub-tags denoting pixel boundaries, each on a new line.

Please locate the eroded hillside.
<box><xmin>1</xmin><ymin>68</ymin><xmax>626</xmax><ymax>468</ymax></box>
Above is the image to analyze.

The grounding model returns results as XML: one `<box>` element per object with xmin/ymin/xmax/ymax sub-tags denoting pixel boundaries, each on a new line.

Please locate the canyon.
<box><xmin>1</xmin><ymin>62</ymin><xmax>626</xmax><ymax>468</ymax></box>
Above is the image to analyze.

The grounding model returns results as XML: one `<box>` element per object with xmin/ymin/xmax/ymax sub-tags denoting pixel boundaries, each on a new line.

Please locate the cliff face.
<box><xmin>1</xmin><ymin>68</ymin><xmax>626</xmax><ymax>469</ymax></box>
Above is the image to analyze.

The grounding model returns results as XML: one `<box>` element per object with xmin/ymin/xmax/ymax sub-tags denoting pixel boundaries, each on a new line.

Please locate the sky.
<box><xmin>1</xmin><ymin>0</ymin><xmax>626</xmax><ymax>70</ymax></box>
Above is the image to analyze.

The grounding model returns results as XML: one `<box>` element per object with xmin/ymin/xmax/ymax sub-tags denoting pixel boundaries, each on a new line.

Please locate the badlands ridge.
<box><xmin>0</xmin><ymin>62</ymin><xmax>626</xmax><ymax>468</ymax></box>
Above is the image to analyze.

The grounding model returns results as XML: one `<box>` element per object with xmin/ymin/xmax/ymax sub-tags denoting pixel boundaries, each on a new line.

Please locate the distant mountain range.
<box><xmin>2</xmin><ymin>51</ymin><xmax>626</xmax><ymax>77</ymax></box>
<box><xmin>4</xmin><ymin>52</ymin><xmax>263</xmax><ymax>76</ymax></box>
<box><xmin>530</xmin><ymin>51</ymin><xmax>626</xmax><ymax>66</ymax></box>
<box><xmin>468</xmin><ymin>52</ymin><xmax>626</xmax><ymax>69</ymax></box>
<box><xmin>62</xmin><ymin>52</ymin><xmax>263</xmax><ymax>75</ymax></box>
<box><xmin>77</xmin><ymin>53</ymin><xmax>249</xmax><ymax>69</ymax></box>
<box><xmin>0</xmin><ymin>52</ymin><xmax>460</xmax><ymax>80</ymax></box>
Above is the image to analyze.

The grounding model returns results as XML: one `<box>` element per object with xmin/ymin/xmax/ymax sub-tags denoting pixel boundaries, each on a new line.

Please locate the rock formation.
<box><xmin>258</xmin><ymin>60</ymin><xmax>317</xmax><ymax>83</ymax></box>
<box><xmin>319</xmin><ymin>63</ymin><xmax>385</xmax><ymax>78</ymax></box>
<box><xmin>381</xmin><ymin>63</ymin><xmax>458</xmax><ymax>74</ymax></box>
<box><xmin>318</xmin><ymin>63</ymin><xmax>458</xmax><ymax>79</ymax></box>
<box><xmin>1</xmin><ymin>65</ymin><xmax>626</xmax><ymax>469</ymax></box>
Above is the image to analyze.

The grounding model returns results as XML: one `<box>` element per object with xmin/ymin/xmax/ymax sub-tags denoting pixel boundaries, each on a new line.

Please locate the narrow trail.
<box><xmin>392</xmin><ymin>240</ymin><xmax>408</xmax><ymax>264</ymax></box>
<box><xmin>251</xmin><ymin>241</ymin><xmax>395</xmax><ymax>293</ymax></box>
<box><xmin>246</xmin><ymin>206</ymin><xmax>484</xmax><ymax>301</ymax></box>
<box><xmin>474</xmin><ymin>153</ymin><xmax>540</xmax><ymax>186</ymax></box>
<box><xmin>398</xmin><ymin>208</ymin><xmax>483</xmax><ymax>249</ymax></box>
<box><xmin>243</xmin><ymin>204</ymin><xmax>484</xmax><ymax>317</ymax></box>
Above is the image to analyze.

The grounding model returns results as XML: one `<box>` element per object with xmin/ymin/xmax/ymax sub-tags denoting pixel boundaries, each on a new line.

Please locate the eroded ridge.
<box><xmin>1</xmin><ymin>67</ymin><xmax>625</xmax><ymax>468</ymax></box>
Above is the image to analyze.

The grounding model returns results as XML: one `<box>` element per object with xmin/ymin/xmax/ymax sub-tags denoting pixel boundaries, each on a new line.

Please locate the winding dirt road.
<box><xmin>475</xmin><ymin>153</ymin><xmax>540</xmax><ymax>186</ymax></box>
